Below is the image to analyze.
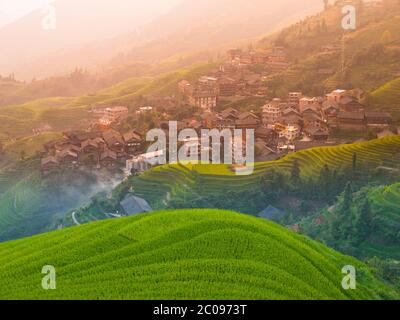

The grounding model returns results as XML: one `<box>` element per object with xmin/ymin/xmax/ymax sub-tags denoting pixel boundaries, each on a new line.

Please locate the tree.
<box><xmin>352</xmin><ymin>153</ymin><xmax>357</xmax><ymax>179</ymax></box>
<box><xmin>291</xmin><ymin>159</ymin><xmax>301</xmax><ymax>185</ymax></box>
<box><xmin>341</xmin><ymin>182</ymin><xmax>353</xmax><ymax>214</ymax></box>
<box><xmin>354</xmin><ymin>199</ymin><xmax>373</xmax><ymax>242</ymax></box>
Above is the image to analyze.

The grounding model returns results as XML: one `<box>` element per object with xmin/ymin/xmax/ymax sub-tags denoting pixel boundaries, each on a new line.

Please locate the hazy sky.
<box><xmin>0</xmin><ymin>0</ymin><xmax>54</xmax><ymax>21</ymax></box>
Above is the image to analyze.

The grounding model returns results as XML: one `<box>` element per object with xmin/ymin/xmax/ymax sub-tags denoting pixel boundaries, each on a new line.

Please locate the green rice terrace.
<box><xmin>131</xmin><ymin>136</ymin><xmax>400</xmax><ymax>208</ymax></box>
<box><xmin>369</xmin><ymin>183</ymin><xmax>400</xmax><ymax>222</ymax></box>
<box><xmin>371</xmin><ymin>77</ymin><xmax>400</xmax><ymax>118</ymax></box>
<box><xmin>0</xmin><ymin>209</ymin><xmax>397</xmax><ymax>300</ymax></box>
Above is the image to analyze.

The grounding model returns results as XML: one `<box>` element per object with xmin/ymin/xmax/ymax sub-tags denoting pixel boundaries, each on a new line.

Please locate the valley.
<box><xmin>0</xmin><ymin>0</ymin><xmax>399</xmax><ymax>301</ymax></box>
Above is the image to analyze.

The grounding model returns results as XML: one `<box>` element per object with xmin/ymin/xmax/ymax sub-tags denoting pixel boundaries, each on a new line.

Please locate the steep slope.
<box><xmin>0</xmin><ymin>160</ymin><xmax>123</xmax><ymax>242</ymax></box>
<box><xmin>128</xmin><ymin>136</ymin><xmax>400</xmax><ymax>208</ymax></box>
<box><xmin>370</xmin><ymin>77</ymin><xmax>400</xmax><ymax>116</ymax></box>
<box><xmin>0</xmin><ymin>0</ymin><xmax>322</xmax><ymax>80</ymax></box>
<box><xmin>0</xmin><ymin>209</ymin><xmax>396</xmax><ymax>300</ymax></box>
<box><xmin>0</xmin><ymin>62</ymin><xmax>215</xmax><ymax>139</ymax></box>
<box><xmin>0</xmin><ymin>0</ymin><xmax>182</xmax><ymax>79</ymax></box>
<box><xmin>123</xmin><ymin>0</ymin><xmax>322</xmax><ymax>63</ymax></box>
<box><xmin>262</xmin><ymin>1</ymin><xmax>400</xmax><ymax>99</ymax></box>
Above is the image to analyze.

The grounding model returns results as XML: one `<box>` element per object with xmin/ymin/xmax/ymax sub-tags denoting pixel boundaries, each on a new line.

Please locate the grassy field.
<box><xmin>369</xmin><ymin>183</ymin><xmax>400</xmax><ymax>223</ymax></box>
<box><xmin>0</xmin><ymin>63</ymin><xmax>217</xmax><ymax>138</ymax></box>
<box><xmin>3</xmin><ymin>132</ymin><xmax>63</xmax><ymax>161</ymax></box>
<box><xmin>0</xmin><ymin>209</ymin><xmax>396</xmax><ymax>300</ymax></box>
<box><xmin>371</xmin><ymin>77</ymin><xmax>400</xmax><ymax>117</ymax></box>
<box><xmin>131</xmin><ymin>136</ymin><xmax>400</xmax><ymax>207</ymax></box>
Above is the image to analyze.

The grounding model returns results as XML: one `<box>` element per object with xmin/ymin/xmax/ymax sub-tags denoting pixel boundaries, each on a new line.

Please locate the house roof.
<box><xmin>238</xmin><ymin>111</ymin><xmax>260</xmax><ymax>121</ymax></box>
<box><xmin>41</xmin><ymin>156</ymin><xmax>59</xmax><ymax>166</ymax></box>
<box><xmin>283</xmin><ymin>107</ymin><xmax>301</xmax><ymax>117</ymax></box>
<box><xmin>58</xmin><ymin>149</ymin><xmax>78</xmax><ymax>159</ymax></box>
<box><xmin>365</xmin><ymin>112</ymin><xmax>392</xmax><ymax>120</ymax></box>
<box><xmin>338</xmin><ymin>111</ymin><xmax>365</xmax><ymax>120</ymax></box>
<box><xmin>100</xmin><ymin>149</ymin><xmax>117</xmax><ymax>161</ymax></box>
<box><xmin>120</xmin><ymin>194</ymin><xmax>152</xmax><ymax>216</ymax></box>
<box><xmin>235</xmin><ymin>118</ymin><xmax>260</xmax><ymax>126</ymax></box>
<box><xmin>258</xmin><ymin>205</ymin><xmax>281</xmax><ymax>221</ymax></box>
<box><xmin>81</xmin><ymin>139</ymin><xmax>99</xmax><ymax>149</ymax></box>
<box><xmin>103</xmin><ymin>130</ymin><xmax>124</xmax><ymax>146</ymax></box>
<box><xmin>123</xmin><ymin>131</ymin><xmax>142</xmax><ymax>143</ymax></box>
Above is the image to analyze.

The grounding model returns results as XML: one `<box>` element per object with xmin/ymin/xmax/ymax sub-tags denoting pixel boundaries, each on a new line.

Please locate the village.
<box><xmin>40</xmin><ymin>46</ymin><xmax>396</xmax><ymax>174</ymax></box>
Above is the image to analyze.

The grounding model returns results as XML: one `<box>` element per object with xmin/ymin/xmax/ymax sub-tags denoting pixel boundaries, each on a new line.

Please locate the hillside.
<box><xmin>0</xmin><ymin>0</ymin><xmax>322</xmax><ymax>80</ymax></box>
<box><xmin>128</xmin><ymin>136</ymin><xmax>400</xmax><ymax>209</ymax></box>
<box><xmin>0</xmin><ymin>62</ymin><xmax>216</xmax><ymax>140</ymax></box>
<box><xmin>0</xmin><ymin>209</ymin><xmax>396</xmax><ymax>300</ymax></box>
<box><xmin>0</xmin><ymin>159</ymin><xmax>123</xmax><ymax>242</ymax></box>
<box><xmin>370</xmin><ymin>77</ymin><xmax>400</xmax><ymax>116</ymax></box>
<box><xmin>0</xmin><ymin>0</ymin><xmax>182</xmax><ymax>80</ymax></box>
<box><xmin>261</xmin><ymin>1</ymin><xmax>400</xmax><ymax>105</ymax></box>
<box><xmin>299</xmin><ymin>181</ymin><xmax>400</xmax><ymax>262</ymax></box>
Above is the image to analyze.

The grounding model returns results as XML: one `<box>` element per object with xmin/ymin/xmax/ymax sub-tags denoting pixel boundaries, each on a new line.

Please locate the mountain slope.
<box><xmin>0</xmin><ymin>209</ymin><xmax>396</xmax><ymax>300</ymax></box>
<box><xmin>126</xmin><ymin>136</ymin><xmax>400</xmax><ymax>208</ymax></box>
<box><xmin>370</xmin><ymin>77</ymin><xmax>400</xmax><ymax>116</ymax></box>
<box><xmin>123</xmin><ymin>0</ymin><xmax>322</xmax><ymax>63</ymax></box>
<box><xmin>0</xmin><ymin>0</ymin><xmax>322</xmax><ymax>80</ymax></box>
<box><xmin>262</xmin><ymin>1</ymin><xmax>400</xmax><ymax>100</ymax></box>
<box><xmin>0</xmin><ymin>0</ymin><xmax>182</xmax><ymax>79</ymax></box>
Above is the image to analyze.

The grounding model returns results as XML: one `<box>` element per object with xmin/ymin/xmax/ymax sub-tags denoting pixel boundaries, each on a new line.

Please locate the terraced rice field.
<box><xmin>369</xmin><ymin>183</ymin><xmax>400</xmax><ymax>223</ymax></box>
<box><xmin>0</xmin><ymin>173</ymin><xmax>42</xmax><ymax>241</ymax></box>
<box><xmin>132</xmin><ymin>136</ymin><xmax>400</xmax><ymax>206</ymax></box>
<box><xmin>0</xmin><ymin>209</ymin><xmax>395</xmax><ymax>300</ymax></box>
<box><xmin>371</xmin><ymin>77</ymin><xmax>400</xmax><ymax>116</ymax></box>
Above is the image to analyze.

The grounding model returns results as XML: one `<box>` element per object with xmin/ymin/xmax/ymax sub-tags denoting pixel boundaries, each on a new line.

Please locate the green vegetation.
<box><xmin>0</xmin><ymin>63</ymin><xmax>217</xmax><ymax>139</ymax></box>
<box><xmin>0</xmin><ymin>161</ymin><xmax>122</xmax><ymax>242</ymax></box>
<box><xmin>0</xmin><ymin>209</ymin><xmax>397</xmax><ymax>300</ymax></box>
<box><xmin>128</xmin><ymin>136</ymin><xmax>400</xmax><ymax>208</ymax></box>
<box><xmin>261</xmin><ymin>2</ymin><xmax>400</xmax><ymax>110</ymax></box>
<box><xmin>3</xmin><ymin>132</ymin><xmax>63</xmax><ymax>161</ymax></box>
<box><xmin>299</xmin><ymin>181</ymin><xmax>400</xmax><ymax>289</ymax></box>
<box><xmin>370</xmin><ymin>77</ymin><xmax>400</xmax><ymax>118</ymax></box>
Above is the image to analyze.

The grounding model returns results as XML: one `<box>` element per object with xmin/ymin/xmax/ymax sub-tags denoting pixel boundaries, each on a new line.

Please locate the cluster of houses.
<box><xmin>39</xmin><ymin>45</ymin><xmax>395</xmax><ymax>173</ymax></box>
<box><xmin>180</xmin><ymin>89</ymin><xmax>394</xmax><ymax>160</ymax></box>
<box><xmin>91</xmin><ymin>106</ymin><xmax>129</xmax><ymax>129</ymax></box>
<box><xmin>178</xmin><ymin>47</ymin><xmax>291</xmax><ymax>109</ymax></box>
<box><xmin>41</xmin><ymin>129</ymin><xmax>143</xmax><ymax>172</ymax></box>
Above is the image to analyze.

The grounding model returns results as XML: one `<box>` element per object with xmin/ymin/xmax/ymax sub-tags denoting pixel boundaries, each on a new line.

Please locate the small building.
<box><xmin>288</xmin><ymin>92</ymin><xmax>302</xmax><ymax>105</ymax></box>
<box><xmin>218</xmin><ymin>78</ymin><xmax>238</xmax><ymax>97</ymax></box>
<box><xmin>326</xmin><ymin>89</ymin><xmax>347</xmax><ymax>104</ymax></box>
<box><xmin>57</xmin><ymin>149</ymin><xmax>79</xmax><ymax>165</ymax></box>
<box><xmin>262</xmin><ymin>98</ymin><xmax>283</xmax><ymax>125</ymax></box>
<box><xmin>305</xmin><ymin>126</ymin><xmax>329</xmax><ymax>141</ymax></box>
<box><xmin>258</xmin><ymin>205</ymin><xmax>282</xmax><ymax>222</ymax></box>
<box><xmin>100</xmin><ymin>149</ymin><xmax>118</xmax><ymax>168</ymax></box>
<box><xmin>365</xmin><ymin>112</ymin><xmax>393</xmax><ymax>128</ymax></box>
<box><xmin>123</xmin><ymin>130</ymin><xmax>142</xmax><ymax>155</ymax></box>
<box><xmin>105</xmin><ymin>106</ymin><xmax>129</xmax><ymax>122</ymax></box>
<box><xmin>189</xmin><ymin>87</ymin><xmax>218</xmax><ymax>110</ymax></box>
<box><xmin>338</xmin><ymin>97</ymin><xmax>364</xmax><ymax>113</ymax></box>
<box><xmin>120</xmin><ymin>194</ymin><xmax>152</xmax><ymax>216</ymax></box>
<box><xmin>103</xmin><ymin>130</ymin><xmax>125</xmax><ymax>153</ymax></box>
<box><xmin>337</xmin><ymin>111</ymin><xmax>366</xmax><ymax>131</ymax></box>
<box><xmin>41</xmin><ymin>156</ymin><xmax>59</xmax><ymax>171</ymax></box>
<box><xmin>299</xmin><ymin>97</ymin><xmax>320</xmax><ymax>113</ymax></box>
